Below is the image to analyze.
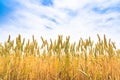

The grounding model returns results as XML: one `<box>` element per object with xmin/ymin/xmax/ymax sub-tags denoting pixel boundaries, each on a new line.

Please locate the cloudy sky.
<box><xmin>0</xmin><ymin>0</ymin><xmax>120</xmax><ymax>47</ymax></box>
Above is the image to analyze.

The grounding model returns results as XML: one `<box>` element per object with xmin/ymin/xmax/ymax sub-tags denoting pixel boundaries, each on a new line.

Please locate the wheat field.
<box><xmin>0</xmin><ymin>34</ymin><xmax>120</xmax><ymax>80</ymax></box>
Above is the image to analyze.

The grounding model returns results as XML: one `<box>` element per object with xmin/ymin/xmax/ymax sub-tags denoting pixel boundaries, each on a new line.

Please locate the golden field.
<box><xmin>0</xmin><ymin>34</ymin><xmax>120</xmax><ymax>80</ymax></box>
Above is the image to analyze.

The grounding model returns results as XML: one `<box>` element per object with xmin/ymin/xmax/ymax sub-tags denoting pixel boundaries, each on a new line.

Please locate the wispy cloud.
<box><xmin>0</xmin><ymin>0</ymin><xmax>120</xmax><ymax>47</ymax></box>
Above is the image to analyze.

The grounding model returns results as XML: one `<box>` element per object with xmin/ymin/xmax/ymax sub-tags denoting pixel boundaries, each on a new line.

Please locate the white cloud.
<box><xmin>0</xmin><ymin>0</ymin><xmax>120</xmax><ymax>47</ymax></box>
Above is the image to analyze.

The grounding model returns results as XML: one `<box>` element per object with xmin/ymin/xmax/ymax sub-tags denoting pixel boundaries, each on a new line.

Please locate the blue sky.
<box><xmin>0</xmin><ymin>0</ymin><xmax>120</xmax><ymax>47</ymax></box>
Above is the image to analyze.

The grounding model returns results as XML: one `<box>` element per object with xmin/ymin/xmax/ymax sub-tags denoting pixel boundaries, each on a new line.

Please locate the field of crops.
<box><xmin>0</xmin><ymin>34</ymin><xmax>120</xmax><ymax>80</ymax></box>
